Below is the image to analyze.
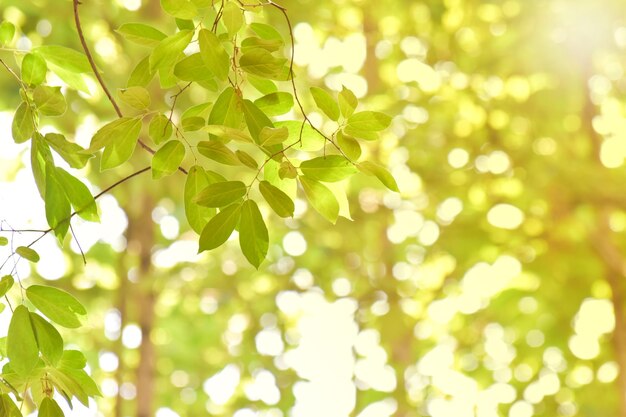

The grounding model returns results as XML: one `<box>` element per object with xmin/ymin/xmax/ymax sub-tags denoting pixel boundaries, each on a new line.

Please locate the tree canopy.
<box><xmin>1</xmin><ymin>0</ymin><xmax>626</xmax><ymax>416</ymax></box>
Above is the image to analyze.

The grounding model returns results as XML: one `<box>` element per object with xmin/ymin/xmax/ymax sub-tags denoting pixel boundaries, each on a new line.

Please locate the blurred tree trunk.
<box><xmin>114</xmin><ymin>253</ymin><xmax>128</xmax><ymax>417</ymax></box>
<box><xmin>128</xmin><ymin>192</ymin><xmax>156</xmax><ymax>417</ymax></box>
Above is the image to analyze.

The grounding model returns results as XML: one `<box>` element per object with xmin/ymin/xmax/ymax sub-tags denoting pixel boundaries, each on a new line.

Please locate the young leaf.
<box><xmin>149</xmin><ymin>114</ymin><xmax>173</xmax><ymax>145</ymax></box>
<box><xmin>152</xmin><ymin>140</ymin><xmax>185</xmax><ymax>179</ymax></box>
<box><xmin>55</xmin><ymin>168</ymin><xmax>99</xmax><ymax>222</ymax></box>
<box><xmin>21</xmin><ymin>53</ymin><xmax>47</xmax><ymax>85</ymax></box>
<box><xmin>7</xmin><ymin>305</ymin><xmax>39</xmax><ymax>377</ymax></box>
<box><xmin>100</xmin><ymin>118</ymin><xmax>143</xmax><ymax>170</ymax></box>
<box><xmin>344</xmin><ymin>111</ymin><xmax>392</xmax><ymax>135</ymax></box>
<box><xmin>45</xmin><ymin>166</ymin><xmax>71</xmax><ymax>242</ymax></box>
<box><xmin>254</xmin><ymin>92</ymin><xmax>294</xmax><ymax>116</ymax></box>
<box><xmin>116</xmin><ymin>23</ymin><xmax>167</xmax><ymax>47</ymax></box>
<box><xmin>299</xmin><ymin>177</ymin><xmax>339</xmax><ymax>223</ymax></box>
<box><xmin>174</xmin><ymin>53</ymin><xmax>214</xmax><ymax>81</ymax></box>
<box><xmin>300</xmin><ymin>155</ymin><xmax>358</xmax><ymax>182</ymax></box>
<box><xmin>0</xmin><ymin>237</ymin><xmax>7</xmax><ymax>246</ymax></box>
<box><xmin>209</xmin><ymin>87</ymin><xmax>243</xmax><ymax>130</ymax></box>
<box><xmin>119</xmin><ymin>86</ymin><xmax>151</xmax><ymax>110</ymax></box>
<box><xmin>16</xmin><ymin>246</ymin><xmax>40</xmax><ymax>263</ymax></box>
<box><xmin>33</xmin><ymin>85</ymin><xmax>67</xmax><ymax>116</ymax></box>
<box><xmin>0</xmin><ymin>21</ymin><xmax>15</xmax><ymax>45</ymax></box>
<box><xmin>222</xmin><ymin>2</ymin><xmax>244</xmax><ymax>37</ymax></box>
<box><xmin>38</xmin><ymin>398</ymin><xmax>64</xmax><ymax>417</ymax></box>
<box><xmin>357</xmin><ymin>161</ymin><xmax>399</xmax><ymax>192</ymax></box>
<box><xmin>184</xmin><ymin>166</ymin><xmax>217</xmax><ymax>234</ymax></box>
<box><xmin>26</xmin><ymin>285</ymin><xmax>87</xmax><ymax>328</ymax></box>
<box><xmin>45</xmin><ymin>133</ymin><xmax>92</xmax><ymax>169</ymax></box>
<box><xmin>310</xmin><ymin>87</ymin><xmax>339</xmax><ymax>121</ymax></box>
<box><xmin>279</xmin><ymin>160</ymin><xmax>298</xmax><ymax>179</ymax></box>
<box><xmin>236</xmin><ymin>150</ymin><xmax>258</xmax><ymax>169</ymax></box>
<box><xmin>239</xmin><ymin>200</ymin><xmax>269</xmax><ymax>268</ymax></box>
<box><xmin>274</xmin><ymin>120</ymin><xmax>325</xmax><ymax>152</ymax></box>
<box><xmin>88</xmin><ymin>117</ymin><xmax>142</xmax><ymax>151</ymax></box>
<box><xmin>199</xmin><ymin>29</ymin><xmax>229</xmax><ymax>81</ymax></box>
<box><xmin>31</xmin><ymin>133</ymin><xmax>53</xmax><ymax>198</ymax></box>
<box><xmin>127</xmin><ymin>55</ymin><xmax>155</xmax><ymax>87</ymax></box>
<box><xmin>0</xmin><ymin>275</ymin><xmax>14</xmax><ymax>297</ymax></box>
<box><xmin>11</xmin><ymin>101</ymin><xmax>34</xmax><ymax>143</ymax></box>
<box><xmin>259</xmin><ymin>126</ymin><xmax>288</xmax><ymax>146</ymax></box>
<box><xmin>161</xmin><ymin>0</ymin><xmax>198</xmax><ymax>19</ymax></box>
<box><xmin>34</xmin><ymin>46</ymin><xmax>91</xmax><ymax>73</ymax></box>
<box><xmin>250</xmin><ymin>22</ymin><xmax>283</xmax><ymax>41</ymax></box>
<box><xmin>259</xmin><ymin>181</ymin><xmax>294</xmax><ymax>218</ymax></box>
<box><xmin>241</xmin><ymin>37</ymin><xmax>282</xmax><ymax>54</ymax></box>
<box><xmin>150</xmin><ymin>30</ymin><xmax>193</xmax><ymax>73</ymax></box>
<box><xmin>30</xmin><ymin>312</ymin><xmax>63</xmax><ymax>366</ymax></box>
<box><xmin>338</xmin><ymin>86</ymin><xmax>358</xmax><ymax>118</ymax></box>
<box><xmin>242</xmin><ymin>99</ymin><xmax>273</xmax><ymax>143</ymax></box>
<box><xmin>204</xmin><ymin>125</ymin><xmax>253</xmax><ymax>143</ymax></box>
<box><xmin>337</xmin><ymin>131</ymin><xmax>361</xmax><ymax>160</ymax></box>
<box><xmin>0</xmin><ymin>394</ymin><xmax>20</xmax><ymax>417</ymax></box>
<box><xmin>194</xmin><ymin>181</ymin><xmax>246</xmax><ymax>208</ymax></box>
<box><xmin>239</xmin><ymin>49</ymin><xmax>287</xmax><ymax>79</ymax></box>
<box><xmin>197</xmin><ymin>140</ymin><xmax>240</xmax><ymax>165</ymax></box>
<box><xmin>198</xmin><ymin>203</ymin><xmax>241</xmax><ymax>252</ymax></box>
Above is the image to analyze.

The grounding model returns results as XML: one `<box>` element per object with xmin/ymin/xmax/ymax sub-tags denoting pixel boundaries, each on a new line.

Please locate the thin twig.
<box><xmin>69</xmin><ymin>223</ymin><xmax>87</xmax><ymax>265</ymax></box>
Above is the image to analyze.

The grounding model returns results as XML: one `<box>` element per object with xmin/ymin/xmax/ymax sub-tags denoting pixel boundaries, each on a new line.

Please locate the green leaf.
<box><xmin>33</xmin><ymin>85</ymin><xmax>67</xmax><ymax>116</ymax></box>
<box><xmin>181</xmin><ymin>102</ymin><xmax>211</xmax><ymax>131</ymax></box>
<box><xmin>198</xmin><ymin>203</ymin><xmax>241</xmax><ymax>252</ymax></box>
<box><xmin>239</xmin><ymin>49</ymin><xmax>287</xmax><ymax>79</ymax></box>
<box><xmin>239</xmin><ymin>200</ymin><xmax>268</xmax><ymax>268</ymax></box>
<box><xmin>0</xmin><ymin>21</ymin><xmax>15</xmax><ymax>45</ymax></box>
<box><xmin>127</xmin><ymin>55</ymin><xmax>155</xmax><ymax>87</ymax></box>
<box><xmin>16</xmin><ymin>246</ymin><xmax>40</xmax><ymax>263</ymax></box>
<box><xmin>0</xmin><ymin>237</ymin><xmax>7</xmax><ymax>246</ymax></box>
<box><xmin>38</xmin><ymin>398</ymin><xmax>64</xmax><ymax>417</ymax></box>
<box><xmin>337</xmin><ymin>131</ymin><xmax>361</xmax><ymax>160</ymax></box>
<box><xmin>194</xmin><ymin>181</ymin><xmax>246</xmax><ymax>207</ymax></box>
<box><xmin>357</xmin><ymin>161</ymin><xmax>399</xmax><ymax>192</ymax></box>
<box><xmin>97</xmin><ymin>118</ymin><xmax>142</xmax><ymax>170</ymax></box>
<box><xmin>222</xmin><ymin>2</ymin><xmax>244</xmax><ymax>37</ymax></box>
<box><xmin>209</xmin><ymin>87</ymin><xmax>243</xmax><ymax>130</ymax></box>
<box><xmin>338</xmin><ymin>86</ymin><xmax>358</xmax><ymax>118</ymax></box>
<box><xmin>254</xmin><ymin>92</ymin><xmax>293</xmax><ymax>116</ymax></box>
<box><xmin>34</xmin><ymin>46</ymin><xmax>91</xmax><ymax>73</ymax></box>
<box><xmin>176</xmin><ymin>18</ymin><xmax>195</xmax><ymax>30</ymax></box>
<box><xmin>242</xmin><ymin>99</ymin><xmax>273</xmax><ymax>143</ymax></box>
<box><xmin>310</xmin><ymin>87</ymin><xmax>339</xmax><ymax>121</ymax></box>
<box><xmin>119</xmin><ymin>86</ymin><xmax>151</xmax><ymax>110</ymax></box>
<box><xmin>152</xmin><ymin>140</ymin><xmax>185</xmax><ymax>179</ymax></box>
<box><xmin>184</xmin><ymin>166</ymin><xmax>217</xmax><ymax>234</ymax></box>
<box><xmin>199</xmin><ymin>29</ymin><xmax>230</xmax><ymax>81</ymax></box>
<box><xmin>300</xmin><ymin>155</ymin><xmax>357</xmax><ymax>182</ymax></box>
<box><xmin>204</xmin><ymin>125</ymin><xmax>253</xmax><ymax>143</ymax></box>
<box><xmin>30</xmin><ymin>312</ymin><xmax>63</xmax><ymax>366</ymax></box>
<box><xmin>250</xmin><ymin>23</ymin><xmax>283</xmax><ymax>41</ymax></box>
<box><xmin>241</xmin><ymin>37</ymin><xmax>283</xmax><ymax>54</ymax></box>
<box><xmin>174</xmin><ymin>53</ymin><xmax>214</xmax><ymax>81</ymax></box>
<box><xmin>45</xmin><ymin>132</ymin><xmax>92</xmax><ymax>169</ymax></box>
<box><xmin>26</xmin><ymin>285</ymin><xmax>87</xmax><ymax>328</ymax></box>
<box><xmin>247</xmin><ymin>74</ymin><xmax>277</xmax><ymax>94</ymax></box>
<box><xmin>0</xmin><ymin>275</ymin><xmax>14</xmax><ymax>297</ymax></box>
<box><xmin>117</xmin><ymin>23</ymin><xmax>167</xmax><ymax>47</ymax></box>
<box><xmin>259</xmin><ymin>181</ymin><xmax>294</xmax><ymax>218</ymax></box>
<box><xmin>21</xmin><ymin>53</ymin><xmax>47</xmax><ymax>85</ymax></box>
<box><xmin>344</xmin><ymin>111</ymin><xmax>392</xmax><ymax>137</ymax></box>
<box><xmin>88</xmin><ymin>117</ymin><xmax>141</xmax><ymax>151</ymax></box>
<box><xmin>0</xmin><ymin>394</ymin><xmax>20</xmax><ymax>417</ymax></box>
<box><xmin>300</xmin><ymin>177</ymin><xmax>339</xmax><ymax>223</ymax></box>
<box><xmin>259</xmin><ymin>126</ymin><xmax>288</xmax><ymax>146</ymax></box>
<box><xmin>7</xmin><ymin>305</ymin><xmax>39</xmax><ymax>377</ymax></box>
<box><xmin>197</xmin><ymin>140</ymin><xmax>240</xmax><ymax>165</ymax></box>
<box><xmin>59</xmin><ymin>350</ymin><xmax>87</xmax><ymax>369</ymax></box>
<box><xmin>236</xmin><ymin>150</ymin><xmax>258</xmax><ymax>169</ymax></box>
<box><xmin>55</xmin><ymin>168</ymin><xmax>99</xmax><ymax>222</ymax></box>
<box><xmin>274</xmin><ymin>121</ymin><xmax>325</xmax><ymax>151</ymax></box>
<box><xmin>279</xmin><ymin>160</ymin><xmax>298</xmax><ymax>179</ymax></box>
<box><xmin>149</xmin><ymin>114</ymin><xmax>173</xmax><ymax>145</ymax></box>
<box><xmin>161</xmin><ymin>0</ymin><xmax>198</xmax><ymax>19</ymax></box>
<box><xmin>31</xmin><ymin>133</ymin><xmax>53</xmax><ymax>198</ymax></box>
<box><xmin>11</xmin><ymin>101</ymin><xmax>34</xmax><ymax>143</ymax></box>
<box><xmin>150</xmin><ymin>30</ymin><xmax>193</xmax><ymax>73</ymax></box>
<box><xmin>45</xmin><ymin>166</ymin><xmax>71</xmax><ymax>242</ymax></box>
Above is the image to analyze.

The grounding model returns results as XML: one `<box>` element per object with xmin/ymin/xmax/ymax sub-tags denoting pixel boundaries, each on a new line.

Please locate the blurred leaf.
<box><xmin>160</xmin><ymin>0</ymin><xmax>197</xmax><ymax>19</ymax></box>
<box><xmin>0</xmin><ymin>275</ymin><xmax>14</xmax><ymax>297</ymax></box>
<box><xmin>0</xmin><ymin>21</ymin><xmax>15</xmax><ymax>45</ymax></box>
<box><xmin>38</xmin><ymin>398</ymin><xmax>64</xmax><ymax>417</ymax></box>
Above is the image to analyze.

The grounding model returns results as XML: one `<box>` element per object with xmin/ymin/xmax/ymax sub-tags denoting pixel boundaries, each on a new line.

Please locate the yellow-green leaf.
<box><xmin>357</xmin><ymin>161</ymin><xmax>399</xmax><ymax>192</ymax></box>
<box><xmin>338</xmin><ymin>86</ymin><xmax>358</xmax><ymax>118</ymax></box>
<box><xmin>239</xmin><ymin>200</ymin><xmax>268</xmax><ymax>268</ymax></box>
<box><xmin>26</xmin><ymin>285</ymin><xmax>87</xmax><ymax>328</ymax></box>
<box><xmin>0</xmin><ymin>275</ymin><xmax>14</xmax><ymax>297</ymax></box>
<box><xmin>11</xmin><ymin>102</ymin><xmax>34</xmax><ymax>143</ymax></box>
<box><xmin>149</xmin><ymin>114</ymin><xmax>173</xmax><ymax>145</ymax></box>
<box><xmin>7</xmin><ymin>305</ymin><xmax>39</xmax><ymax>377</ymax></box>
<box><xmin>16</xmin><ymin>246</ymin><xmax>40</xmax><ymax>263</ymax></box>
<box><xmin>300</xmin><ymin>155</ymin><xmax>357</xmax><ymax>182</ymax></box>
<box><xmin>198</xmin><ymin>203</ymin><xmax>241</xmax><ymax>252</ymax></box>
<box><xmin>310</xmin><ymin>87</ymin><xmax>339</xmax><ymax>121</ymax></box>
<box><xmin>116</xmin><ymin>23</ymin><xmax>167</xmax><ymax>47</ymax></box>
<box><xmin>152</xmin><ymin>140</ymin><xmax>185</xmax><ymax>179</ymax></box>
<box><xmin>33</xmin><ymin>85</ymin><xmax>67</xmax><ymax>116</ymax></box>
<box><xmin>199</xmin><ymin>29</ymin><xmax>229</xmax><ymax>81</ymax></box>
<box><xmin>259</xmin><ymin>181</ymin><xmax>294</xmax><ymax>218</ymax></box>
<box><xmin>21</xmin><ymin>53</ymin><xmax>47</xmax><ymax>85</ymax></box>
<box><xmin>30</xmin><ymin>312</ymin><xmax>63</xmax><ymax>366</ymax></box>
<box><xmin>197</xmin><ymin>140</ymin><xmax>241</xmax><ymax>166</ymax></box>
<box><xmin>150</xmin><ymin>30</ymin><xmax>193</xmax><ymax>73</ymax></box>
<box><xmin>119</xmin><ymin>86</ymin><xmax>151</xmax><ymax>110</ymax></box>
<box><xmin>184</xmin><ymin>166</ymin><xmax>218</xmax><ymax>234</ymax></box>
<box><xmin>55</xmin><ymin>168</ymin><xmax>99</xmax><ymax>222</ymax></box>
<box><xmin>300</xmin><ymin>177</ymin><xmax>339</xmax><ymax>223</ymax></box>
<box><xmin>194</xmin><ymin>181</ymin><xmax>246</xmax><ymax>208</ymax></box>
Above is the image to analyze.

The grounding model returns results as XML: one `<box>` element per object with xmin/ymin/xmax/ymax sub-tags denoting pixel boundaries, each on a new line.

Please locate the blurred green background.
<box><xmin>2</xmin><ymin>0</ymin><xmax>626</xmax><ymax>416</ymax></box>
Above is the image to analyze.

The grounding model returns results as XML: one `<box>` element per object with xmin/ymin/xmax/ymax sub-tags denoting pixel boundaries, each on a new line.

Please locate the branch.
<box><xmin>72</xmin><ymin>0</ymin><xmax>188</xmax><ymax>175</ymax></box>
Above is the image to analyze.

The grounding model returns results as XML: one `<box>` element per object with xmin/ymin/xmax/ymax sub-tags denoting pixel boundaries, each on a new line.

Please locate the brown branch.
<box><xmin>72</xmin><ymin>0</ymin><xmax>188</xmax><ymax>174</ymax></box>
